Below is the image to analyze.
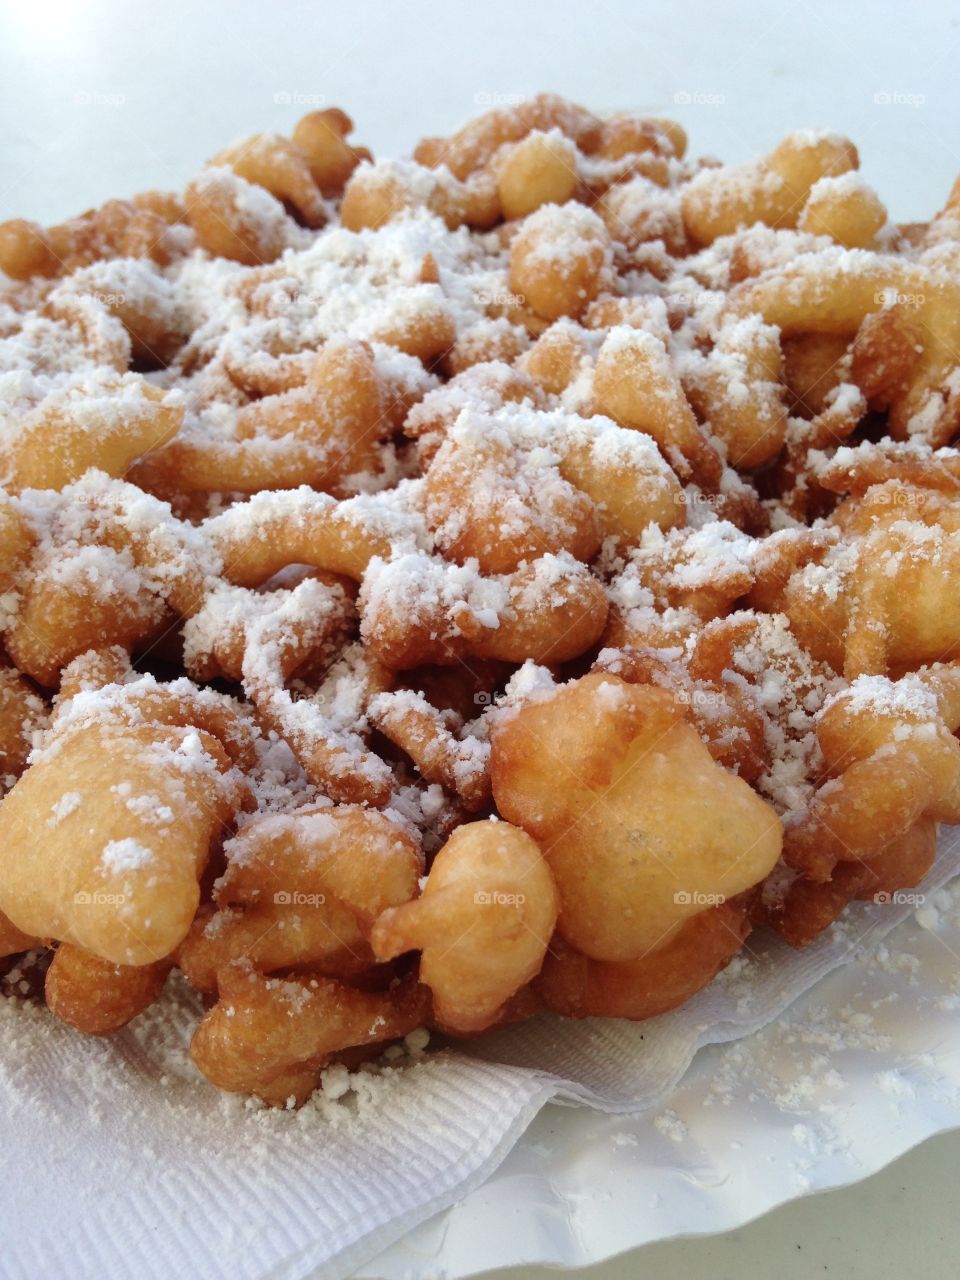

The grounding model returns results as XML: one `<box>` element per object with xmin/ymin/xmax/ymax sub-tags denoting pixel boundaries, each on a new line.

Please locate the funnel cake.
<box><xmin>0</xmin><ymin>96</ymin><xmax>957</xmax><ymax>1104</ymax></box>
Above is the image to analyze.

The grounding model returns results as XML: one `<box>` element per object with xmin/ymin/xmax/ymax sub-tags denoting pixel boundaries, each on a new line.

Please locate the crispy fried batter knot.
<box><xmin>0</xmin><ymin>674</ymin><xmax>253</xmax><ymax>966</ymax></box>
<box><xmin>593</xmin><ymin>326</ymin><xmax>726</xmax><ymax>492</ymax></box>
<box><xmin>495</xmin><ymin>131</ymin><xmax>579</xmax><ymax>221</ymax></box>
<box><xmin>797</xmin><ymin>173</ymin><xmax>887</xmax><ymax>249</ymax></box>
<box><xmin>183</xmin><ymin>569</ymin><xmax>356</xmax><ymax>685</ymax></box>
<box><xmin>414</xmin><ymin>93</ymin><xmax>604</xmax><ymax>180</ymax></box>
<box><xmin>419</xmin><ymin>406</ymin><xmax>683</xmax><ymax>572</ymax></box>
<box><xmin>185</xmin><ymin>565</ymin><xmax>399</xmax><ymax>808</ymax></box>
<box><xmin>781</xmin><ymin>665</ymin><xmax>960</xmax><ymax>886</ymax></box>
<box><xmin>204</xmin><ymin>486</ymin><xmax>409</xmax><ymax>589</ymax></box>
<box><xmin>729</xmin><ymin>251</ymin><xmax>960</xmax><ymax>446</ymax></box>
<box><xmin>767</xmin><ymin>819</ymin><xmax>937</xmax><ymax>949</ymax></box>
<box><xmin>0</xmin><ymin>375</ymin><xmax>183</xmax><ymax>494</ymax></box>
<box><xmin>342</xmin><ymin>161</ymin><xmax>499</xmax><ymax>233</ymax></box>
<box><xmin>2</xmin><ymin>476</ymin><xmax>213</xmax><ymax>686</ymax></box>
<box><xmin>210</xmin><ymin>132</ymin><xmax>327</xmax><ymax>228</ymax></box>
<box><xmin>595</xmin><ymin>641</ymin><xmax>769</xmax><ymax>785</ymax></box>
<box><xmin>815</xmin><ymin>440</ymin><xmax>960</xmax><ymax>498</ymax></box>
<box><xmin>490</xmin><ymin>673</ymin><xmax>782</xmax><ymax>963</ymax></box>
<box><xmin>0</xmin><ymin>196</ymin><xmax>182</xmax><ymax>281</ymax></box>
<box><xmin>509</xmin><ymin>204</ymin><xmax>611</xmax><ymax>322</ymax></box>
<box><xmin>291</xmin><ymin>108</ymin><xmax>371</xmax><ymax>195</ymax></box>
<box><xmin>190</xmin><ymin>967</ymin><xmax>429</xmax><ymax>1105</ymax></box>
<box><xmin>413</xmin><ymin>94</ymin><xmax>681</xmax><ymax>202</ymax></box>
<box><xmin>177</xmin><ymin>804</ymin><xmax>422</xmax><ymax>991</ymax></box>
<box><xmin>183</xmin><ymin>110</ymin><xmax>366</xmax><ymax>265</ymax></box>
<box><xmin>681</xmin><ymin>316</ymin><xmax>788</xmax><ymax>469</ymax></box>
<box><xmin>131</xmin><ymin>340</ymin><xmax>392</xmax><ymax>497</ymax></box>
<box><xmin>682</xmin><ymin>130</ymin><xmax>858</xmax><ymax>245</ymax></box>
<box><xmin>371</xmin><ymin>820</ymin><xmax>558</xmax><ymax>1033</ymax></box>
<box><xmin>776</xmin><ymin>482</ymin><xmax>960</xmax><ymax>677</ymax></box>
<box><xmin>185</xmin><ymin>168</ymin><xmax>299</xmax><ymax>265</ymax></box>
<box><xmin>359</xmin><ymin>550</ymin><xmax>608</xmax><ymax>670</ymax></box>
<box><xmin>422</xmin><ymin>429</ymin><xmax>599</xmax><ymax>573</ymax></box>
<box><xmin>240</xmin><ymin>597</ymin><xmax>396</xmax><ymax>808</ymax></box>
<box><xmin>192</xmin><ymin>488</ymin><xmax>426</xmax><ymax>806</ymax></box>
<box><xmin>537</xmin><ymin>897</ymin><xmax>753</xmax><ymax>1019</ymax></box>
<box><xmin>367</xmin><ymin>688</ymin><xmax>491</xmax><ymax>811</ymax></box>
<box><xmin>602</xmin><ymin>521</ymin><xmax>760</xmax><ymax>652</ymax></box>
<box><xmin>45</xmin><ymin>943</ymin><xmax>171</xmax><ymax>1035</ymax></box>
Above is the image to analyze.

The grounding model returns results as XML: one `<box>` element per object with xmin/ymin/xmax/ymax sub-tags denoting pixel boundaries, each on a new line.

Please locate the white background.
<box><xmin>2</xmin><ymin>1</ymin><xmax>959</xmax><ymax>1277</ymax></box>
<box><xmin>1</xmin><ymin>0</ymin><xmax>960</xmax><ymax>224</ymax></box>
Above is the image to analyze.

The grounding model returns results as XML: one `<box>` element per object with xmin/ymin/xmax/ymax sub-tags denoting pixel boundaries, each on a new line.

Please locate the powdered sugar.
<box><xmin>100</xmin><ymin>837</ymin><xmax>156</xmax><ymax>873</ymax></box>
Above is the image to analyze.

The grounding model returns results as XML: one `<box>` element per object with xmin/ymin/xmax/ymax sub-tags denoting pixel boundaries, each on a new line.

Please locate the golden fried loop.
<box><xmin>2</xmin><ymin>379</ymin><xmax>182</xmax><ymax>494</ymax></box>
<box><xmin>594</xmin><ymin>327</ymin><xmax>724</xmax><ymax>489</ymax></box>
<box><xmin>190</xmin><ymin>967</ymin><xmax>429</xmax><ymax>1104</ymax></box>
<box><xmin>538</xmin><ymin>897</ymin><xmax>752</xmax><ymax>1018</ymax></box>
<box><xmin>342</xmin><ymin>162</ymin><xmax>499</xmax><ymax>233</ymax></box>
<box><xmin>491</xmin><ymin>674</ymin><xmax>782</xmax><ymax>962</ymax></box>
<box><xmin>683</xmin><ymin>131</ymin><xmax>858</xmax><ymax>244</ymax></box>
<box><xmin>372</xmin><ymin>820</ymin><xmax>557</xmax><ymax>1033</ymax></box>
<box><xmin>782</xmin><ymin>667</ymin><xmax>960</xmax><ymax>882</ymax></box>
<box><xmin>291</xmin><ymin>108</ymin><xmax>371</xmax><ymax>195</ymax></box>
<box><xmin>413</xmin><ymin>93</ymin><xmax>602</xmax><ymax>180</ymax></box>
<box><xmin>360</xmin><ymin>551</ymin><xmax>608</xmax><ymax>670</ymax></box>
<box><xmin>133</xmin><ymin>340</ymin><xmax>392</xmax><ymax>497</ymax></box>
<box><xmin>45</xmin><ymin>943</ymin><xmax>170</xmax><ymax>1034</ymax></box>
<box><xmin>0</xmin><ymin>681</ymin><xmax>249</xmax><ymax>964</ymax></box>
<box><xmin>211</xmin><ymin>133</ymin><xmax>326</xmax><ymax>228</ymax></box>
<box><xmin>0</xmin><ymin>199</ymin><xmax>180</xmax><ymax>281</ymax></box>
<box><xmin>780</xmin><ymin>484</ymin><xmax>960</xmax><ymax>676</ymax></box>
<box><xmin>768</xmin><ymin>819</ymin><xmax>936</xmax><ymax>948</ymax></box>
<box><xmin>509</xmin><ymin>203</ymin><xmax>610</xmax><ymax>321</ymax></box>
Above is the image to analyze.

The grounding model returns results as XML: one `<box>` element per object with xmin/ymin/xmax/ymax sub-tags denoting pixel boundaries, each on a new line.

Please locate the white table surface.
<box><xmin>2</xmin><ymin>2</ymin><xmax>959</xmax><ymax>1276</ymax></box>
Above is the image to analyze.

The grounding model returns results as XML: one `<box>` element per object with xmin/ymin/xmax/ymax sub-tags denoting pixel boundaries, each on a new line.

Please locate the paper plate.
<box><xmin>360</xmin><ymin>874</ymin><xmax>960</xmax><ymax>1277</ymax></box>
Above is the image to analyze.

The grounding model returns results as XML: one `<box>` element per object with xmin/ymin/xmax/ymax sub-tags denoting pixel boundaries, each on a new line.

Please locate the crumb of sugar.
<box><xmin>99</xmin><ymin>837</ymin><xmax>156</xmax><ymax>873</ymax></box>
<box><xmin>47</xmin><ymin>791</ymin><xmax>82</xmax><ymax>826</ymax></box>
<box><xmin>653</xmin><ymin>1109</ymin><xmax>688</xmax><ymax>1143</ymax></box>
